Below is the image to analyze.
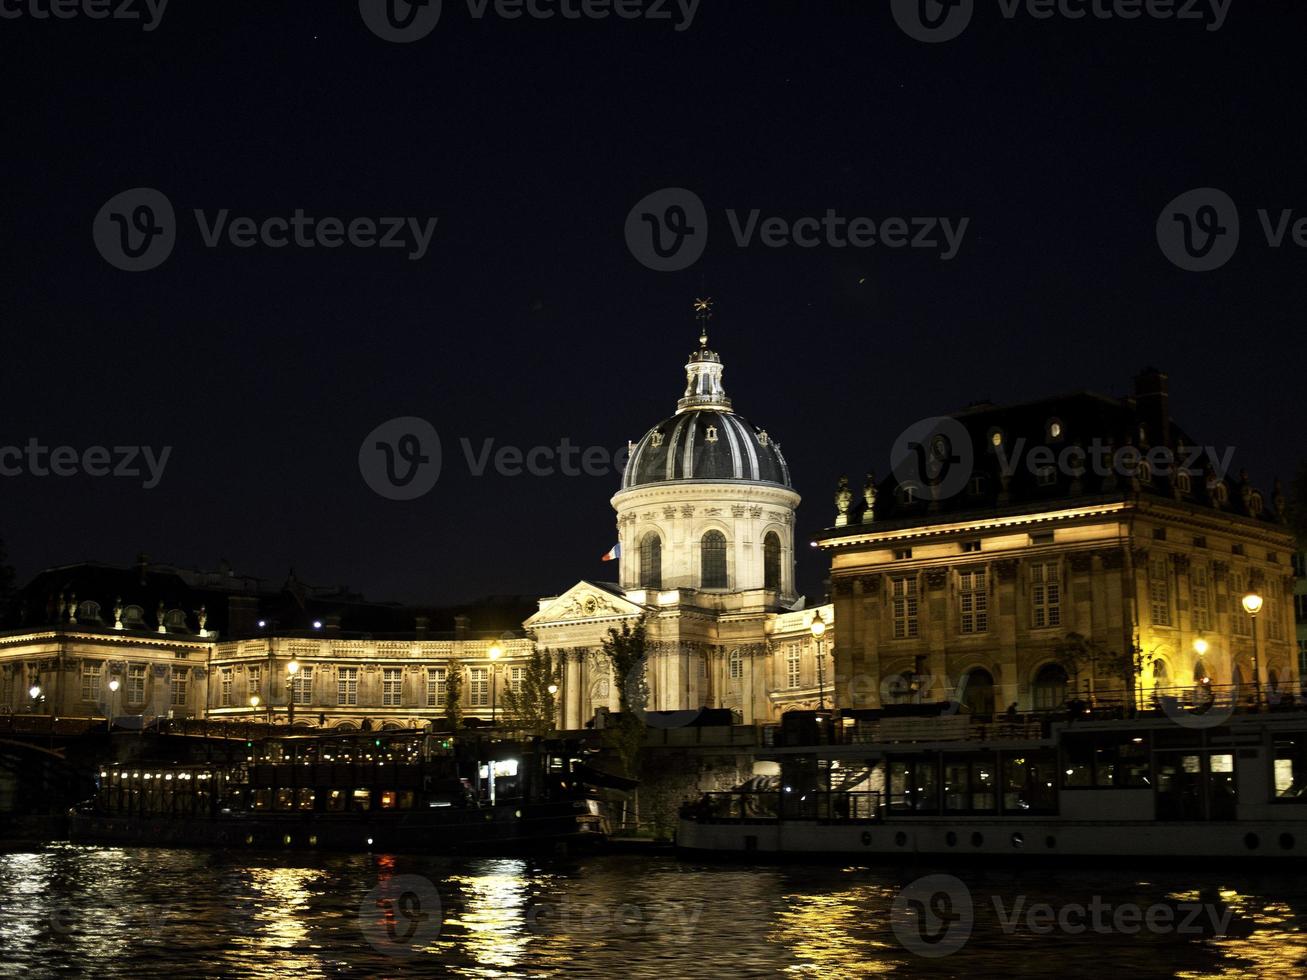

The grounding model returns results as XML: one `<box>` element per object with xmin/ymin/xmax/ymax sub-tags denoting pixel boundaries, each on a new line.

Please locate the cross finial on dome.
<box><xmin>694</xmin><ymin>296</ymin><xmax>714</xmax><ymax>349</ymax></box>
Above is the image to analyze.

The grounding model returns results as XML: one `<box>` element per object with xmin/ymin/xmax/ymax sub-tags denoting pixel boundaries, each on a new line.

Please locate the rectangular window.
<box><xmin>220</xmin><ymin>668</ymin><xmax>233</xmax><ymax>707</ymax></box>
<box><xmin>127</xmin><ymin>664</ymin><xmax>146</xmax><ymax>705</ymax></box>
<box><xmin>786</xmin><ymin>645</ymin><xmax>801</xmax><ymax>689</ymax></box>
<box><xmin>1031</xmin><ymin>562</ymin><xmax>1061</xmax><ymax>629</ymax></box>
<box><xmin>1296</xmin><ymin>595</ymin><xmax>1307</xmax><ymax>623</ymax></box>
<box><xmin>961</xmin><ymin>541</ymin><xmax>982</xmax><ymax>554</ymax></box>
<box><xmin>1231</xmin><ymin>571</ymin><xmax>1252</xmax><ymax>636</ymax></box>
<box><xmin>728</xmin><ymin>652</ymin><xmax>742</xmax><ymax>680</ymax></box>
<box><xmin>891</xmin><ymin>576</ymin><xmax>919</xmax><ymax>639</ymax></box>
<box><xmin>1293</xmin><ymin>553</ymin><xmax>1306</xmax><ymax>578</ymax></box>
<box><xmin>382</xmin><ymin>668</ymin><xmax>402</xmax><ymax>707</ymax></box>
<box><xmin>337</xmin><ymin>667</ymin><xmax>358</xmax><ymax>706</ymax></box>
<box><xmin>1191</xmin><ymin>566</ymin><xmax>1212</xmax><ymax>632</ymax></box>
<box><xmin>1268</xmin><ymin>580</ymin><xmax>1286</xmax><ymax>642</ymax></box>
<box><xmin>81</xmin><ymin>662</ymin><xmax>102</xmax><ymax>702</ymax></box>
<box><xmin>247</xmin><ymin>666</ymin><xmax>262</xmax><ymax>701</ymax></box>
<box><xmin>1149</xmin><ymin>557</ymin><xmax>1171</xmax><ymax>627</ymax></box>
<box><xmin>1274</xmin><ymin>735</ymin><xmax>1307</xmax><ymax>801</ymax></box>
<box><xmin>894</xmin><ymin>548</ymin><xmax>913</xmax><ymax>561</ymax></box>
<box><xmin>959</xmin><ymin>568</ymin><xmax>988</xmax><ymax>634</ymax></box>
<box><xmin>510</xmin><ymin>666</ymin><xmax>524</xmax><ymax>692</ymax></box>
<box><xmin>1030</xmin><ymin>532</ymin><xmax>1054</xmax><ymax>545</ymax></box>
<box><xmin>470</xmin><ymin>668</ymin><xmax>489</xmax><ymax>707</ymax></box>
<box><xmin>426</xmin><ymin>668</ymin><xmax>447</xmax><ymax>708</ymax></box>
<box><xmin>170</xmin><ymin>671</ymin><xmax>187</xmax><ymax>707</ymax></box>
<box><xmin>292</xmin><ymin>666</ymin><xmax>314</xmax><ymax>705</ymax></box>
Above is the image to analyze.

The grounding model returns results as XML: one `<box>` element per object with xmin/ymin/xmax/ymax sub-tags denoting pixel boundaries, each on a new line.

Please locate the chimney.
<box><xmin>1134</xmin><ymin>367</ymin><xmax>1170</xmax><ymax>448</ymax></box>
<box><xmin>454</xmin><ymin>614</ymin><xmax>470</xmax><ymax>639</ymax></box>
<box><xmin>227</xmin><ymin>595</ymin><xmax>260</xmax><ymax>637</ymax></box>
<box><xmin>136</xmin><ymin>552</ymin><xmax>151</xmax><ymax>586</ymax></box>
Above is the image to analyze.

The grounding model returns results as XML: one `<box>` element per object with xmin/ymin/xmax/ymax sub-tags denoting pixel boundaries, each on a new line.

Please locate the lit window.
<box><xmin>891</xmin><ymin>576</ymin><xmax>919</xmax><ymax>639</ymax></box>
<box><xmin>786</xmin><ymin>645</ymin><xmax>802</xmax><ymax>689</ymax></box>
<box><xmin>1191</xmin><ymin>566</ymin><xmax>1212</xmax><ymax>632</ymax></box>
<box><xmin>81</xmin><ymin>662</ymin><xmax>102</xmax><ymax>702</ymax></box>
<box><xmin>127</xmin><ymin>664</ymin><xmax>146</xmax><ymax>705</ymax></box>
<box><xmin>959</xmin><ymin>568</ymin><xmax>988</xmax><ymax>634</ymax></box>
<box><xmin>220</xmin><ymin>668</ymin><xmax>233</xmax><ymax>707</ymax></box>
<box><xmin>1031</xmin><ymin>562</ymin><xmax>1061</xmax><ymax>629</ymax></box>
<box><xmin>382</xmin><ymin>668</ymin><xmax>402</xmax><ymax>707</ymax></box>
<box><xmin>170</xmin><ymin>670</ymin><xmax>187</xmax><ymax>707</ymax></box>
<box><xmin>470</xmin><ymin>668</ymin><xmax>489</xmax><ymax>707</ymax></box>
<box><xmin>426</xmin><ymin>668</ymin><xmax>447</xmax><ymax>708</ymax></box>
<box><xmin>292</xmin><ymin>666</ymin><xmax>314</xmax><ymax>705</ymax></box>
<box><xmin>337</xmin><ymin>667</ymin><xmax>359</xmax><ymax>706</ymax></box>
<box><xmin>729</xmin><ymin>648</ymin><xmax>743</xmax><ymax>680</ymax></box>
<box><xmin>1149</xmin><ymin>558</ymin><xmax>1171</xmax><ymax>626</ymax></box>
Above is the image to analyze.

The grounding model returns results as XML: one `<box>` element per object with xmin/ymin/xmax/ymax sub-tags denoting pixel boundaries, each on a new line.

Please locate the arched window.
<box><xmin>639</xmin><ymin>532</ymin><xmax>662</xmax><ymax>590</ymax></box>
<box><xmin>1032</xmin><ymin>663</ymin><xmax>1068</xmax><ymax>711</ymax></box>
<box><xmin>960</xmin><ymin>668</ymin><xmax>995</xmax><ymax>717</ymax></box>
<box><xmin>701</xmin><ymin>531</ymin><xmax>728</xmax><ymax>589</ymax></box>
<box><xmin>728</xmin><ymin>648</ymin><xmax>743</xmax><ymax>680</ymax></box>
<box><xmin>763</xmin><ymin>532</ymin><xmax>782</xmax><ymax>591</ymax></box>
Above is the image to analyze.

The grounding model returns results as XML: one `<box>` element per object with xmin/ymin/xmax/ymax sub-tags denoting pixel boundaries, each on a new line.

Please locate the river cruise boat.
<box><xmin>678</xmin><ymin>700</ymin><xmax>1307</xmax><ymax>861</ymax></box>
<box><xmin>70</xmin><ymin>729</ymin><xmax>603</xmax><ymax>853</ymax></box>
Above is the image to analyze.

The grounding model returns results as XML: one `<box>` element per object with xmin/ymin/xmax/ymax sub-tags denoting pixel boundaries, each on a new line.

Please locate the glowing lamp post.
<box><xmin>1242</xmin><ymin>591</ymin><xmax>1264</xmax><ymax>708</ymax></box>
<box><xmin>811</xmin><ymin>613</ymin><xmax>827</xmax><ymax>710</ymax></box>
<box><xmin>107</xmin><ymin>677</ymin><xmax>120</xmax><ymax>732</ymax></box>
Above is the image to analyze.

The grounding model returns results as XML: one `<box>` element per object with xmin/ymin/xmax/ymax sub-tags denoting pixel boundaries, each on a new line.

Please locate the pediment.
<box><xmin>524</xmin><ymin>581</ymin><xmax>648</xmax><ymax>628</ymax></box>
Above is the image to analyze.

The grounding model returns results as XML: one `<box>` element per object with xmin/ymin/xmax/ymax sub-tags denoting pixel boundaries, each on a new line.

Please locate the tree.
<box><xmin>601</xmin><ymin>616</ymin><xmax>649</xmax><ymax>832</ymax></box>
<box><xmin>500</xmin><ymin>647</ymin><xmax>561</xmax><ymax>736</ymax></box>
<box><xmin>444</xmin><ymin>656</ymin><xmax>464</xmax><ymax>729</ymax></box>
<box><xmin>1054</xmin><ymin>631</ymin><xmax>1143</xmax><ymax>712</ymax></box>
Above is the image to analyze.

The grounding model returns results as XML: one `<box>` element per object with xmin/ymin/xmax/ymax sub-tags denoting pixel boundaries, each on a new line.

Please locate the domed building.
<box><xmin>526</xmin><ymin>306</ymin><xmax>834</xmax><ymax>727</ymax></box>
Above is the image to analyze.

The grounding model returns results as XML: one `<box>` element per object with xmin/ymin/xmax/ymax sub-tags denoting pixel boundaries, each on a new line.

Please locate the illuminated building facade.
<box><xmin>819</xmin><ymin>370</ymin><xmax>1299</xmax><ymax>713</ymax></box>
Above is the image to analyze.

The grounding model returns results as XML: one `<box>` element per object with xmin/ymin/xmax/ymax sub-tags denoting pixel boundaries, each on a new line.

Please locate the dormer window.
<box><xmin>898</xmin><ymin>485</ymin><xmax>919</xmax><ymax>505</ymax></box>
<box><xmin>1036</xmin><ymin>465</ymin><xmax>1057</xmax><ymax>486</ymax></box>
<box><xmin>1250</xmin><ymin>491</ymin><xmax>1264</xmax><ymax>517</ymax></box>
<box><xmin>1046</xmin><ymin>418</ymin><xmax>1063</xmax><ymax>441</ymax></box>
<box><xmin>758</xmin><ymin>430</ymin><xmax>769</xmax><ymax>446</ymax></box>
<box><xmin>988</xmin><ymin>429</ymin><xmax>1004</xmax><ymax>450</ymax></box>
<box><xmin>1138</xmin><ymin>461</ymin><xmax>1152</xmax><ymax>484</ymax></box>
<box><xmin>1213</xmin><ymin>482</ymin><xmax>1229</xmax><ymax>505</ymax></box>
<box><xmin>650</xmin><ymin>430</ymin><xmax>664</xmax><ymax>448</ymax></box>
<box><xmin>968</xmin><ymin>474</ymin><xmax>986</xmax><ymax>496</ymax></box>
<box><xmin>1176</xmin><ymin>471</ymin><xmax>1192</xmax><ymax>494</ymax></box>
<box><xmin>705</xmin><ymin>425</ymin><xmax>719</xmax><ymax>444</ymax></box>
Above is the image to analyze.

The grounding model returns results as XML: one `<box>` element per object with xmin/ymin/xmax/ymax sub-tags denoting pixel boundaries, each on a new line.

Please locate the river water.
<box><xmin>2</xmin><ymin>844</ymin><xmax>1305</xmax><ymax>978</ymax></box>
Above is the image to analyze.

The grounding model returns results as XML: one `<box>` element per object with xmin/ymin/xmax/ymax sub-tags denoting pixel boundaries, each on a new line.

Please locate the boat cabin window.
<box><xmin>943</xmin><ymin>755</ymin><xmax>997</xmax><ymax>813</ymax></box>
<box><xmin>252</xmin><ymin>789</ymin><xmax>271</xmax><ymax>810</ymax></box>
<box><xmin>1001</xmin><ymin>752</ymin><xmax>1058</xmax><ymax>814</ymax></box>
<box><xmin>1062</xmin><ymin>735</ymin><xmax>1150</xmax><ymax>788</ymax></box>
<box><xmin>352</xmin><ymin>789</ymin><xmax>372</xmax><ymax>811</ymax></box>
<box><xmin>1156</xmin><ymin>752</ymin><xmax>1237</xmax><ymax>821</ymax></box>
<box><xmin>326</xmin><ymin>789</ymin><xmax>347</xmax><ymax>812</ymax></box>
<box><xmin>888</xmin><ymin>758</ymin><xmax>939</xmax><ymax>814</ymax></box>
<box><xmin>378</xmin><ymin>791</ymin><xmax>413</xmax><ymax>810</ymax></box>
<box><xmin>1274</xmin><ymin>735</ymin><xmax>1307</xmax><ymax>800</ymax></box>
<box><xmin>297</xmin><ymin>788</ymin><xmax>315</xmax><ymax>811</ymax></box>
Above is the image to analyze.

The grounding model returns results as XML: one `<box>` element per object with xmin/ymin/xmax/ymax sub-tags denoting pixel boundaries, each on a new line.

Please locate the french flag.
<box><xmin>601</xmin><ymin>542</ymin><xmax>621</xmax><ymax>562</ymax></box>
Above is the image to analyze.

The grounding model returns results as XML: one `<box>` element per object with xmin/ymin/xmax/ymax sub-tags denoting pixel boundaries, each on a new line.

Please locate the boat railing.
<box><xmin>682</xmin><ymin>790</ymin><xmax>882</xmax><ymax>824</ymax></box>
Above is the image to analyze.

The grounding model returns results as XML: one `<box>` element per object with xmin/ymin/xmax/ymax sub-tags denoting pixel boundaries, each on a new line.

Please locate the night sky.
<box><xmin>3</xmin><ymin>0</ymin><xmax>1304</xmax><ymax>606</ymax></box>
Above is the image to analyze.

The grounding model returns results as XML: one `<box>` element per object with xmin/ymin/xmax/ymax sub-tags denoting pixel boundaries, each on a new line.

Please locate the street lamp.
<box><xmin>488</xmin><ymin>641</ymin><xmax>503</xmax><ymax>725</ymax></box>
<box><xmin>1242</xmin><ymin>591</ymin><xmax>1264</xmax><ymax>708</ymax></box>
<box><xmin>286</xmin><ymin>660</ymin><xmax>299</xmax><ymax>727</ymax></box>
<box><xmin>811</xmin><ymin>612</ymin><xmax>827</xmax><ymax>710</ymax></box>
<box><xmin>107</xmin><ymin>678</ymin><xmax>120</xmax><ymax>732</ymax></box>
<box><xmin>28</xmin><ymin>684</ymin><xmax>42</xmax><ymax>714</ymax></box>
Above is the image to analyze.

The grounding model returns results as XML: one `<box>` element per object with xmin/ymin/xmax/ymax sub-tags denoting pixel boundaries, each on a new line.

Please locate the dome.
<box><xmin>623</xmin><ymin>408</ymin><xmax>791</xmax><ymax>489</ymax></box>
<box><xmin>621</xmin><ymin>304</ymin><xmax>791</xmax><ymax>490</ymax></box>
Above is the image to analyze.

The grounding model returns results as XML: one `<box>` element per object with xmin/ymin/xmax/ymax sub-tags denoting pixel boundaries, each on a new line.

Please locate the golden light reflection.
<box><xmin>437</xmin><ymin>859</ymin><xmax>532</xmax><ymax>972</ymax></box>
<box><xmin>224</xmin><ymin>866</ymin><xmax>329</xmax><ymax>979</ymax></box>
<box><xmin>770</xmin><ymin>884</ymin><xmax>899</xmax><ymax>976</ymax></box>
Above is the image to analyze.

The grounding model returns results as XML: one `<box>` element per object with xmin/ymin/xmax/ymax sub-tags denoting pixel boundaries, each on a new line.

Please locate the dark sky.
<box><xmin>2</xmin><ymin>0</ymin><xmax>1304</xmax><ymax>606</ymax></box>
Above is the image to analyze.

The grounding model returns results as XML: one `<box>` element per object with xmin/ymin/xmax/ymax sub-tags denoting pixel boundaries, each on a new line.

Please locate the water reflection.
<box><xmin>4</xmin><ymin>847</ymin><xmax>1307</xmax><ymax>978</ymax></box>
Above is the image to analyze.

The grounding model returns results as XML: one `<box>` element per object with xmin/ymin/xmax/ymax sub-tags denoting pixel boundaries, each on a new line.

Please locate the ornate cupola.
<box><xmin>677</xmin><ymin>298</ymin><xmax>732</xmax><ymax>413</ymax></box>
